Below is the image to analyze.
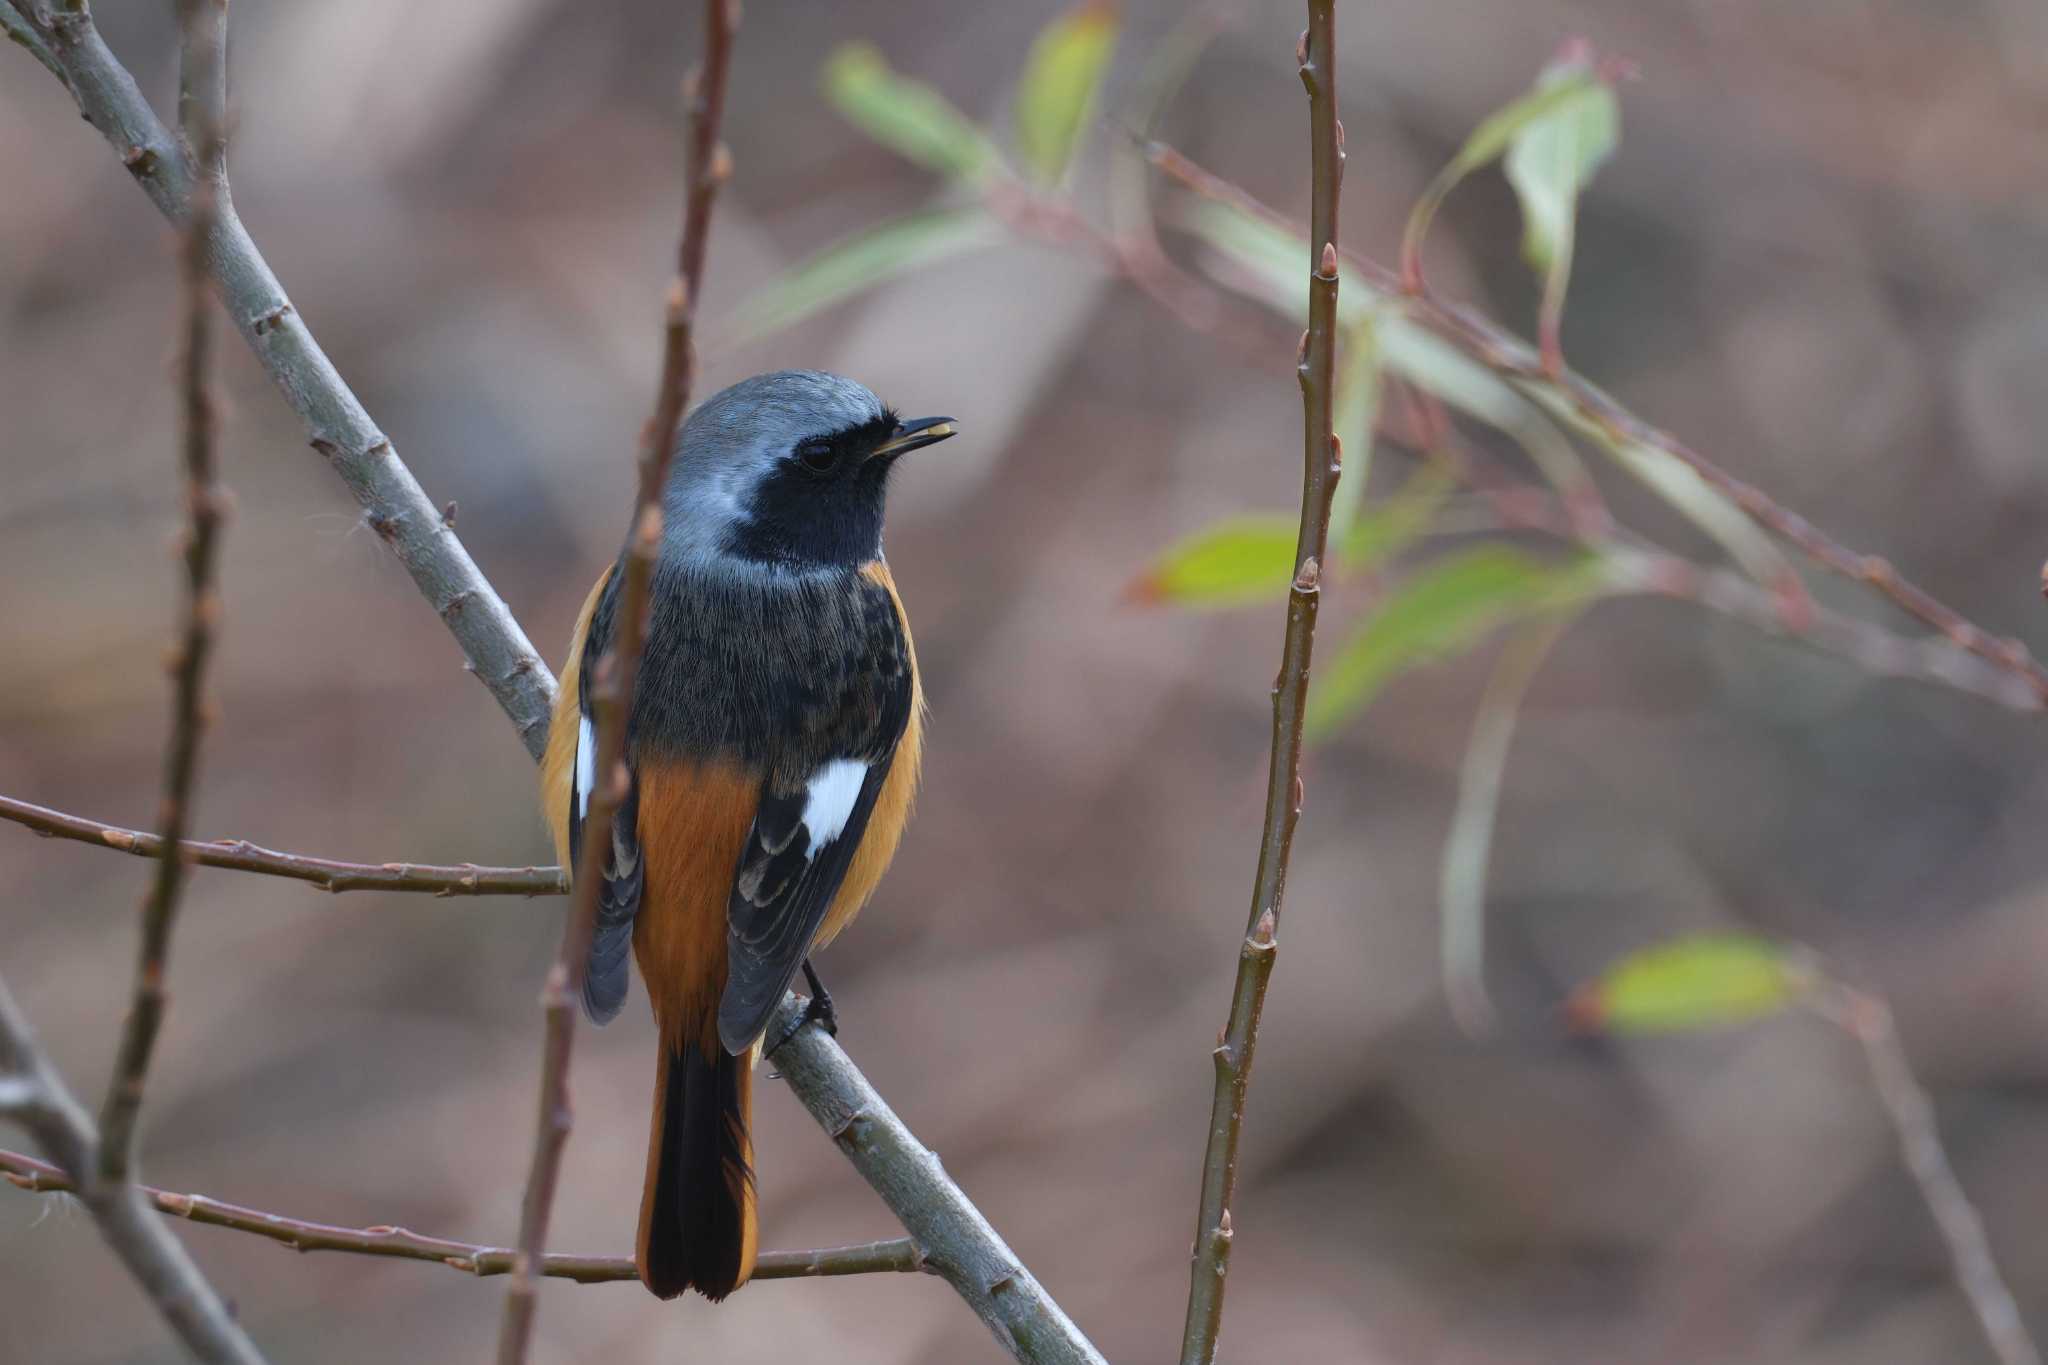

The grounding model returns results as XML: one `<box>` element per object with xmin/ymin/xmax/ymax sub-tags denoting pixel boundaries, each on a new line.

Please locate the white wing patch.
<box><xmin>799</xmin><ymin>759</ymin><xmax>868</xmax><ymax>856</ymax></box>
<box><xmin>575</xmin><ymin>715</ymin><xmax>596</xmax><ymax>820</ymax></box>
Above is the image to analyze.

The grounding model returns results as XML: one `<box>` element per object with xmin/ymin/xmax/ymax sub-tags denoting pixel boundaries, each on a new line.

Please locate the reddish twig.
<box><xmin>1143</xmin><ymin>141</ymin><xmax>2048</xmax><ymax>704</ymax></box>
<box><xmin>0</xmin><ymin>795</ymin><xmax>566</xmax><ymax>896</ymax></box>
<box><xmin>97</xmin><ymin>0</ymin><xmax>228</xmax><ymax>1187</ymax></box>
<box><xmin>0</xmin><ymin>1148</ymin><xmax>923</xmax><ymax>1285</ymax></box>
<box><xmin>497</xmin><ymin>4</ymin><xmax>738</xmax><ymax>1360</ymax></box>
<box><xmin>1178</xmin><ymin>9</ymin><xmax>1342</xmax><ymax>1365</ymax></box>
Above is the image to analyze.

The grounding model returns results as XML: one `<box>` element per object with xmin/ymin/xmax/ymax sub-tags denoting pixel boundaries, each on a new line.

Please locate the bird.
<box><xmin>539</xmin><ymin>370</ymin><xmax>953</xmax><ymax>1301</ymax></box>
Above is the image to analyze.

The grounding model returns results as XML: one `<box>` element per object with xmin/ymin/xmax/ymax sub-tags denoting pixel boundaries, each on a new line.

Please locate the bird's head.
<box><xmin>661</xmin><ymin>369</ymin><xmax>955</xmax><ymax>571</ymax></box>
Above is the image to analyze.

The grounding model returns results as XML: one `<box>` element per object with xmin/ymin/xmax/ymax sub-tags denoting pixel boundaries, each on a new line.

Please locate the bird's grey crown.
<box><xmin>659</xmin><ymin>370</ymin><xmax>889</xmax><ymax>567</ymax></box>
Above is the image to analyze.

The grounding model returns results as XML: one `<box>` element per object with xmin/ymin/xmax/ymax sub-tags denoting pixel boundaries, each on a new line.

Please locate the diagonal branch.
<box><xmin>7</xmin><ymin>8</ymin><xmax>1105</xmax><ymax>1362</ymax></box>
<box><xmin>98</xmin><ymin>0</ymin><xmax>229</xmax><ymax>1188</ymax></box>
<box><xmin>497</xmin><ymin>3</ymin><xmax>738</xmax><ymax>1360</ymax></box>
<box><xmin>0</xmin><ymin>976</ymin><xmax>266</xmax><ymax>1364</ymax></box>
<box><xmin>1143</xmin><ymin>141</ymin><xmax>2048</xmax><ymax>706</ymax></box>
<box><xmin>767</xmin><ymin>995</ymin><xmax>1106</xmax><ymax>1364</ymax></box>
<box><xmin>0</xmin><ymin>1148</ymin><xmax>922</xmax><ymax>1285</ymax></box>
<box><xmin>1179</xmin><ymin>7</ymin><xmax>1343</xmax><ymax>1364</ymax></box>
<box><xmin>1</xmin><ymin>795</ymin><xmax>566</xmax><ymax>896</ymax></box>
<box><xmin>2</xmin><ymin>0</ymin><xmax>556</xmax><ymax>755</ymax></box>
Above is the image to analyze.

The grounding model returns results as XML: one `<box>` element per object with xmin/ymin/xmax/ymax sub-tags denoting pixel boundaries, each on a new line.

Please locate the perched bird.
<box><xmin>540</xmin><ymin>370</ymin><xmax>952</xmax><ymax>1300</ymax></box>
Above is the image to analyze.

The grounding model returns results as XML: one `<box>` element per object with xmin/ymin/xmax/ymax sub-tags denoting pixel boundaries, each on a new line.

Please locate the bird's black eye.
<box><xmin>797</xmin><ymin>438</ymin><xmax>840</xmax><ymax>474</ymax></box>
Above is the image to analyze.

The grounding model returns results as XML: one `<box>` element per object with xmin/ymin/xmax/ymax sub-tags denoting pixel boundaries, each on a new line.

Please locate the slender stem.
<box><xmin>768</xmin><ymin>995</ymin><xmax>1106</xmax><ymax>1364</ymax></box>
<box><xmin>1819</xmin><ymin>987</ymin><xmax>2044</xmax><ymax>1365</ymax></box>
<box><xmin>97</xmin><ymin>0</ymin><xmax>228</xmax><ymax>1187</ymax></box>
<box><xmin>0</xmin><ymin>795</ymin><xmax>566</xmax><ymax>896</ymax></box>
<box><xmin>0</xmin><ymin>977</ymin><xmax>266</xmax><ymax>1364</ymax></box>
<box><xmin>496</xmin><ymin>5</ymin><xmax>738</xmax><ymax>1360</ymax></box>
<box><xmin>1178</xmin><ymin>8</ymin><xmax>1342</xmax><ymax>1365</ymax></box>
<box><xmin>0</xmin><ymin>1147</ymin><xmax>921</xmax><ymax>1284</ymax></box>
<box><xmin>1144</xmin><ymin>141</ymin><xmax>2048</xmax><ymax>705</ymax></box>
<box><xmin>4</xmin><ymin>0</ymin><xmax>556</xmax><ymax>755</ymax></box>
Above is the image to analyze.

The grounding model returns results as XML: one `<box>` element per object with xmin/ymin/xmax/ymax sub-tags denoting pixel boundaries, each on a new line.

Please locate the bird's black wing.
<box><xmin>718</xmin><ymin>579</ymin><xmax>915</xmax><ymax>1054</ymax></box>
<box><xmin>567</xmin><ymin>571</ymin><xmax>642</xmax><ymax>1025</ymax></box>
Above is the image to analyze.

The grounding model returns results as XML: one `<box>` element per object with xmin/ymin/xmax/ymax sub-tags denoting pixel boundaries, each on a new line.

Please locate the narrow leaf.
<box><xmin>1440</xmin><ymin>614</ymin><xmax>1576</xmax><ymax>1035</ymax></box>
<box><xmin>721</xmin><ymin>209</ymin><xmax>1005</xmax><ymax>344</ymax></box>
<box><xmin>1400</xmin><ymin>67</ymin><xmax>1604</xmax><ymax>285</ymax></box>
<box><xmin>1329</xmin><ymin>318</ymin><xmax>1382</xmax><ymax>538</ymax></box>
<box><xmin>1339</xmin><ymin>462</ymin><xmax>1456</xmax><ymax>570</ymax></box>
<box><xmin>1569</xmin><ymin>935</ymin><xmax>1809</xmax><ymax>1034</ymax></box>
<box><xmin>1306</xmin><ymin>547</ymin><xmax>1613</xmax><ymax>740</ymax></box>
<box><xmin>823</xmin><ymin>42</ymin><xmax>1004</xmax><ymax>182</ymax></box>
<box><xmin>1503</xmin><ymin>49</ymin><xmax>1619</xmax><ymax>369</ymax></box>
<box><xmin>1129</xmin><ymin>515</ymin><xmax>1297</xmax><ymax>609</ymax></box>
<box><xmin>1015</xmin><ymin>2</ymin><xmax>1120</xmax><ymax>186</ymax></box>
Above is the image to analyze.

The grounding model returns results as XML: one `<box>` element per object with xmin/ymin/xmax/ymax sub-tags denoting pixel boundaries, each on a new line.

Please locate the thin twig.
<box><xmin>497</xmin><ymin>4</ymin><xmax>737</xmax><ymax>1359</ymax></box>
<box><xmin>1817</xmin><ymin>985</ymin><xmax>2043</xmax><ymax>1365</ymax></box>
<box><xmin>0</xmin><ymin>977</ymin><xmax>266</xmax><ymax>1364</ymax></box>
<box><xmin>2</xmin><ymin>1</ymin><xmax>556</xmax><ymax>755</ymax></box>
<box><xmin>0</xmin><ymin>795</ymin><xmax>566</xmax><ymax>896</ymax></box>
<box><xmin>1143</xmin><ymin>140</ymin><xmax>2048</xmax><ymax>705</ymax></box>
<box><xmin>0</xmin><ymin>0</ymin><xmax>61</xmax><ymax>84</ymax></box>
<box><xmin>0</xmin><ymin>1148</ymin><xmax>922</xmax><ymax>1285</ymax></box>
<box><xmin>1179</xmin><ymin>8</ymin><xmax>1342</xmax><ymax>1364</ymax></box>
<box><xmin>97</xmin><ymin>0</ymin><xmax>228</xmax><ymax>1188</ymax></box>
<box><xmin>768</xmin><ymin>995</ymin><xmax>1106</xmax><ymax>1364</ymax></box>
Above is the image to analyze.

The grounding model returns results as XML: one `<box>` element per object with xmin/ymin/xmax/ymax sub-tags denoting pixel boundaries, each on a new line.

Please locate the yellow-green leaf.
<box><xmin>1503</xmin><ymin>54</ymin><xmax>1618</xmax><ymax>276</ymax></box>
<box><xmin>1329</xmin><ymin>318</ymin><xmax>1381</xmax><ymax>538</ymax></box>
<box><xmin>1504</xmin><ymin>50</ymin><xmax>1619</xmax><ymax>366</ymax></box>
<box><xmin>722</xmin><ymin>208</ymin><xmax>1005</xmax><ymax>344</ymax></box>
<box><xmin>1306</xmin><ymin>547</ymin><xmax>1613</xmax><ymax>739</ymax></box>
<box><xmin>1128</xmin><ymin>514</ymin><xmax>1297</xmax><ymax>609</ymax></box>
<box><xmin>1569</xmin><ymin>935</ymin><xmax>1809</xmax><ymax>1034</ymax></box>
<box><xmin>1400</xmin><ymin>66</ymin><xmax>1604</xmax><ymax>281</ymax></box>
<box><xmin>823</xmin><ymin>42</ymin><xmax>1003</xmax><ymax>182</ymax></box>
<box><xmin>1015</xmin><ymin>2</ymin><xmax>1119</xmax><ymax>186</ymax></box>
<box><xmin>1340</xmin><ymin>462</ymin><xmax>1456</xmax><ymax>568</ymax></box>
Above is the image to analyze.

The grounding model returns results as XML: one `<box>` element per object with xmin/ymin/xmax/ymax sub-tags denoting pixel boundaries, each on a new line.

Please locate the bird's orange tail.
<box><xmin>636</xmin><ymin>1038</ymin><xmax>756</xmax><ymax>1300</ymax></box>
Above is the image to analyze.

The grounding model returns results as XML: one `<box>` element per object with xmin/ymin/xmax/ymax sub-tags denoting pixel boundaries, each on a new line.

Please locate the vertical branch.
<box><xmin>1177</xmin><ymin>5</ymin><xmax>1343</xmax><ymax>1365</ymax></box>
<box><xmin>495</xmin><ymin>4</ymin><xmax>738</xmax><ymax>1361</ymax></box>
<box><xmin>98</xmin><ymin>0</ymin><xmax>229</xmax><ymax>1185</ymax></box>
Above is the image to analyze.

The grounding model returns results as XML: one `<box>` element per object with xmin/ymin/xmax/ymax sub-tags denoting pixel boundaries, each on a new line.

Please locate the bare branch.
<box><xmin>0</xmin><ymin>795</ymin><xmax>566</xmax><ymax>896</ymax></box>
<box><xmin>1144</xmin><ymin>140</ymin><xmax>2048</xmax><ymax>706</ymax></box>
<box><xmin>0</xmin><ymin>1148</ymin><xmax>921</xmax><ymax>1285</ymax></box>
<box><xmin>768</xmin><ymin>995</ymin><xmax>1106</xmax><ymax>1364</ymax></box>
<box><xmin>498</xmin><ymin>4</ymin><xmax>738</xmax><ymax>1359</ymax></box>
<box><xmin>0</xmin><ymin>977</ymin><xmax>266</xmax><ymax>1364</ymax></box>
<box><xmin>0</xmin><ymin>1</ymin><xmax>61</xmax><ymax>84</ymax></box>
<box><xmin>1179</xmin><ymin>8</ymin><xmax>1343</xmax><ymax>1364</ymax></box>
<box><xmin>1817</xmin><ymin>986</ymin><xmax>2043</xmax><ymax>1365</ymax></box>
<box><xmin>2</xmin><ymin>2</ymin><xmax>556</xmax><ymax>756</ymax></box>
<box><xmin>97</xmin><ymin>0</ymin><xmax>229</xmax><ymax>1187</ymax></box>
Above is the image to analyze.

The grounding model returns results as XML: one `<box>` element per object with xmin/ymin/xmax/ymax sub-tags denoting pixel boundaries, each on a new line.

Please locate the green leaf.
<box><xmin>1328</xmin><ymin>318</ymin><xmax>1382</xmax><ymax>538</ymax></box>
<box><xmin>1570</xmin><ymin>935</ymin><xmax>1809</xmax><ymax>1034</ymax></box>
<box><xmin>1015</xmin><ymin>2</ymin><xmax>1120</xmax><ymax>186</ymax></box>
<box><xmin>1503</xmin><ymin>55</ymin><xmax>1618</xmax><ymax>276</ymax></box>
<box><xmin>1400</xmin><ymin>65</ymin><xmax>1605</xmax><ymax>281</ymax></box>
<box><xmin>1340</xmin><ymin>462</ymin><xmax>1456</xmax><ymax>569</ymax></box>
<box><xmin>1180</xmin><ymin>194</ymin><xmax>1793</xmax><ymax>591</ymax></box>
<box><xmin>721</xmin><ymin>208</ymin><xmax>1005</xmax><ymax>344</ymax></box>
<box><xmin>1441</xmin><ymin>613</ymin><xmax>1578</xmax><ymax>1035</ymax></box>
<box><xmin>1504</xmin><ymin>51</ymin><xmax>1619</xmax><ymax>365</ymax></box>
<box><xmin>1128</xmin><ymin>514</ymin><xmax>1298</xmax><ymax>609</ymax></box>
<box><xmin>823</xmin><ymin>42</ymin><xmax>1004</xmax><ymax>182</ymax></box>
<box><xmin>1305</xmin><ymin>546</ymin><xmax>1613</xmax><ymax>740</ymax></box>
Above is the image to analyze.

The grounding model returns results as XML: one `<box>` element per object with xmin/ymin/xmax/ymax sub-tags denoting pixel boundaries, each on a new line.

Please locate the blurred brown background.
<box><xmin>6</xmin><ymin>1</ymin><xmax>2048</xmax><ymax>1361</ymax></box>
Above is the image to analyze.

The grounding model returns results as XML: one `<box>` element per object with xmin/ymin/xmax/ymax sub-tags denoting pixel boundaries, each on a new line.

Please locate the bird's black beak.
<box><xmin>869</xmin><ymin>415</ymin><xmax>957</xmax><ymax>460</ymax></box>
